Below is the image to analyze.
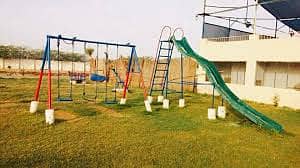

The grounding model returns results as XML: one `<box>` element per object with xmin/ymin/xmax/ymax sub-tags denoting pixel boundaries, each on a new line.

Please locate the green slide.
<box><xmin>172</xmin><ymin>36</ymin><xmax>283</xmax><ymax>133</ymax></box>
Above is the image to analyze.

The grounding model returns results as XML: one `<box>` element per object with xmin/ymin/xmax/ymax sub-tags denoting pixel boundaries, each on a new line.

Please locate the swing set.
<box><xmin>81</xmin><ymin>42</ymin><xmax>116</xmax><ymax>103</ymax></box>
<box><xmin>29</xmin><ymin>35</ymin><xmax>150</xmax><ymax>123</ymax></box>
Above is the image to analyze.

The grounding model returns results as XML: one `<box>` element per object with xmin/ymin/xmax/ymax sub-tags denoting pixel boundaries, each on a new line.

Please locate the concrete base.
<box><xmin>120</xmin><ymin>98</ymin><xmax>126</xmax><ymax>105</ymax></box>
<box><xmin>157</xmin><ymin>95</ymin><xmax>164</xmax><ymax>103</ymax></box>
<box><xmin>179</xmin><ymin>99</ymin><xmax>185</xmax><ymax>108</ymax></box>
<box><xmin>147</xmin><ymin>96</ymin><xmax>153</xmax><ymax>104</ymax></box>
<box><xmin>144</xmin><ymin>100</ymin><xmax>152</xmax><ymax>112</ymax></box>
<box><xmin>45</xmin><ymin>109</ymin><xmax>55</xmax><ymax>125</ymax></box>
<box><xmin>217</xmin><ymin>106</ymin><xmax>226</xmax><ymax>119</ymax></box>
<box><xmin>208</xmin><ymin>108</ymin><xmax>216</xmax><ymax>120</ymax></box>
<box><xmin>30</xmin><ymin>101</ymin><xmax>39</xmax><ymax>113</ymax></box>
<box><xmin>115</xmin><ymin>88</ymin><xmax>123</xmax><ymax>92</ymax></box>
<box><xmin>163</xmin><ymin>99</ymin><xmax>169</xmax><ymax>109</ymax></box>
<box><xmin>112</xmin><ymin>88</ymin><xmax>123</xmax><ymax>92</ymax></box>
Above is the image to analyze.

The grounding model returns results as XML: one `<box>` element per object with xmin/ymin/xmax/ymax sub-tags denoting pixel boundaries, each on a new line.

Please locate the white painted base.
<box><xmin>157</xmin><ymin>95</ymin><xmax>164</xmax><ymax>103</ymax></box>
<box><xmin>179</xmin><ymin>99</ymin><xmax>185</xmax><ymax>108</ymax></box>
<box><xmin>112</xmin><ymin>88</ymin><xmax>123</xmax><ymax>92</ymax></box>
<box><xmin>208</xmin><ymin>108</ymin><xmax>216</xmax><ymax>120</ymax></box>
<box><xmin>120</xmin><ymin>98</ymin><xmax>126</xmax><ymax>105</ymax></box>
<box><xmin>30</xmin><ymin>101</ymin><xmax>39</xmax><ymax>113</ymax></box>
<box><xmin>115</xmin><ymin>88</ymin><xmax>123</xmax><ymax>92</ymax></box>
<box><xmin>144</xmin><ymin>100</ymin><xmax>152</xmax><ymax>112</ymax></box>
<box><xmin>217</xmin><ymin>106</ymin><xmax>226</xmax><ymax>119</ymax></box>
<box><xmin>45</xmin><ymin>109</ymin><xmax>55</xmax><ymax>125</ymax></box>
<box><xmin>163</xmin><ymin>99</ymin><xmax>169</xmax><ymax>109</ymax></box>
<box><xmin>147</xmin><ymin>96</ymin><xmax>153</xmax><ymax>104</ymax></box>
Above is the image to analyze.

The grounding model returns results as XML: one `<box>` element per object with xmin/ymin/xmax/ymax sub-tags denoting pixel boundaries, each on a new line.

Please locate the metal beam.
<box><xmin>196</xmin><ymin>0</ymin><xmax>287</xmax><ymax>16</ymax></box>
<box><xmin>47</xmin><ymin>35</ymin><xmax>136</xmax><ymax>48</ymax></box>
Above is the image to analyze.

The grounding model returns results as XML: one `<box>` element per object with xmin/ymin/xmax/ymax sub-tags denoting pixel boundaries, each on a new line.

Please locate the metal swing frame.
<box><xmin>32</xmin><ymin>34</ymin><xmax>144</xmax><ymax>111</ymax></box>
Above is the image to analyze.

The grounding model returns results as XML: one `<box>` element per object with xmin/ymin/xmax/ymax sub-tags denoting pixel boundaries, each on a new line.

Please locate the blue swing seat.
<box><xmin>90</xmin><ymin>73</ymin><xmax>107</xmax><ymax>82</ymax></box>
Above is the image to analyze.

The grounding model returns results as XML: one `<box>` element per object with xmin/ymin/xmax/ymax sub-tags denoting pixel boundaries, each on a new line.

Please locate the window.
<box><xmin>256</xmin><ymin>62</ymin><xmax>300</xmax><ymax>90</ymax></box>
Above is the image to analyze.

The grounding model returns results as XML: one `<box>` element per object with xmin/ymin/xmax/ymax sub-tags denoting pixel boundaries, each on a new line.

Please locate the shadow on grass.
<box><xmin>282</xmin><ymin>130</ymin><xmax>296</xmax><ymax>137</ymax></box>
<box><xmin>61</xmin><ymin>104</ymin><xmax>97</xmax><ymax>117</ymax></box>
<box><xmin>54</xmin><ymin>119</ymin><xmax>67</xmax><ymax>124</ymax></box>
<box><xmin>143</xmin><ymin>111</ymin><xmax>154</xmax><ymax>116</ymax></box>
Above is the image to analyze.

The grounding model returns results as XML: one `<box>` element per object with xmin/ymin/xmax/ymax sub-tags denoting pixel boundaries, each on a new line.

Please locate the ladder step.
<box><xmin>160</xmin><ymin>47</ymin><xmax>172</xmax><ymax>50</ymax></box>
<box><xmin>159</xmin><ymin>55</ymin><xmax>170</xmax><ymax>58</ymax></box>
<box><xmin>157</xmin><ymin>62</ymin><xmax>168</xmax><ymax>64</ymax></box>
<box><xmin>153</xmin><ymin>83</ymin><xmax>163</xmax><ymax>85</ymax></box>
<box><xmin>160</xmin><ymin>40</ymin><xmax>171</xmax><ymax>43</ymax></box>
<box><xmin>154</xmin><ymin>76</ymin><xmax>165</xmax><ymax>78</ymax></box>
<box><xmin>156</xmin><ymin>69</ymin><xmax>168</xmax><ymax>71</ymax></box>
<box><xmin>56</xmin><ymin>97</ymin><xmax>73</xmax><ymax>102</ymax></box>
<box><xmin>151</xmin><ymin>89</ymin><xmax>164</xmax><ymax>91</ymax></box>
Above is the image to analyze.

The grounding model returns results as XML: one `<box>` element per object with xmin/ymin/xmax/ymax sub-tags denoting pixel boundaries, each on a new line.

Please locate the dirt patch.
<box><xmin>95</xmin><ymin>106</ymin><xmax>123</xmax><ymax>118</ymax></box>
<box><xmin>55</xmin><ymin>110</ymin><xmax>82</xmax><ymax>123</ymax></box>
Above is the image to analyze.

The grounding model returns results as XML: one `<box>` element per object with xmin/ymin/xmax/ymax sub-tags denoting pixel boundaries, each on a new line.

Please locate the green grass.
<box><xmin>0</xmin><ymin>77</ymin><xmax>299</xmax><ymax>167</ymax></box>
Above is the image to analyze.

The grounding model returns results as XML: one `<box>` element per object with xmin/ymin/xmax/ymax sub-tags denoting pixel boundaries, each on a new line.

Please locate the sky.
<box><xmin>0</xmin><ymin>0</ymin><xmax>203</xmax><ymax>56</ymax></box>
<box><xmin>0</xmin><ymin>0</ymin><xmax>291</xmax><ymax>56</ymax></box>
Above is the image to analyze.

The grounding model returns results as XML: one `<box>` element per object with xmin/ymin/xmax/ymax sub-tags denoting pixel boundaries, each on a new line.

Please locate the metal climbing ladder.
<box><xmin>149</xmin><ymin>26</ymin><xmax>174</xmax><ymax>98</ymax></box>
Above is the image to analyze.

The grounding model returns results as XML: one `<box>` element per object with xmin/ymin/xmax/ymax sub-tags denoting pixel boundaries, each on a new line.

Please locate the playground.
<box><xmin>1</xmin><ymin>77</ymin><xmax>300</xmax><ymax>167</ymax></box>
<box><xmin>1</xmin><ymin>0</ymin><xmax>300</xmax><ymax>166</ymax></box>
<box><xmin>0</xmin><ymin>30</ymin><xmax>299</xmax><ymax>167</ymax></box>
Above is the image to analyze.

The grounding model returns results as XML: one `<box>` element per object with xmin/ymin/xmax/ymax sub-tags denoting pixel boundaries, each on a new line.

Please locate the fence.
<box><xmin>0</xmin><ymin>57</ymin><xmax>198</xmax><ymax>91</ymax></box>
<box><xmin>0</xmin><ymin>58</ymin><xmax>89</xmax><ymax>72</ymax></box>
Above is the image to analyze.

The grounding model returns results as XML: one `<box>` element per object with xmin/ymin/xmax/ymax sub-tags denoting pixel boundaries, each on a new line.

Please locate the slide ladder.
<box><xmin>149</xmin><ymin>26</ymin><xmax>174</xmax><ymax>97</ymax></box>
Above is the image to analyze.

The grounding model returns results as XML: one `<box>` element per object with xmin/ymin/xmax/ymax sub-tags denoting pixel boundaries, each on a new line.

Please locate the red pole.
<box><xmin>48</xmin><ymin>69</ymin><xmax>52</xmax><ymax>109</ymax></box>
<box><xmin>34</xmin><ymin>70</ymin><xmax>44</xmax><ymax>101</ymax></box>
<box><xmin>122</xmin><ymin>72</ymin><xmax>130</xmax><ymax>98</ymax></box>
<box><xmin>34</xmin><ymin>39</ymin><xmax>48</xmax><ymax>101</ymax></box>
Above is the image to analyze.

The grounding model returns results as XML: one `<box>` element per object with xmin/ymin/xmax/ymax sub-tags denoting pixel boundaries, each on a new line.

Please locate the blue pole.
<box><xmin>47</xmin><ymin>35</ymin><xmax>135</xmax><ymax>48</ymax></box>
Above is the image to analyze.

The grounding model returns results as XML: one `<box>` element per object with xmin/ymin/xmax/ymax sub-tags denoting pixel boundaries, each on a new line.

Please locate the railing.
<box><xmin>258</xmin><ymin>35</ymin><xmax>277</xmax><ymax>40</ymax></box>
<box><xmin>207</xmin><ymin>35</ymin><xmax>250</xmax><ymax>42</ymax></box>
<box><xmin>206</xmin><ymin>34</ymin><xmax>281</xmax><ymax>42</ymax></box>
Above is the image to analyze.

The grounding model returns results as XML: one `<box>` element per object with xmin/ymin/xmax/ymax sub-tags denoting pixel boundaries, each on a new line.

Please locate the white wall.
<box><xmin>197</xmin><ymin>76</ymin><xmax>300</xmax><ymax>109</ymax></box>
<box><xmin>226</xmin><ymin>84</ymin><xmax>300</xmax><ymax>109</ymax></box>
<box><xmin>0</xmin><ymin>58</ymin><xmax>4</xmax><ymax>69</ymax></box>
<box><xmin>200</xmin><ymin>35</ymin><xmax>300</xmax><ymax>63</ymax></box>
<box><xmin>0</xmin><ymin>58</ymin><xmax>89</xmax><ymax>72</ymax></box>
<box><xmin>197</xmin><ymin>36</ymin><xmax>300</xmax><ymax>109</ymax></box>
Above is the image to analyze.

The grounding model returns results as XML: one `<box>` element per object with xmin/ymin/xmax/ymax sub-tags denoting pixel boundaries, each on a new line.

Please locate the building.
<box><xmin>196</xmin><ymin>0</ymin><xmax>300</xmax><ymax>109</ymax></box>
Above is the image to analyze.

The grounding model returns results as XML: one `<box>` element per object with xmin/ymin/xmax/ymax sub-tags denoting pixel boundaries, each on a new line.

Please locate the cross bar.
<box><xmin>47</xmin><ymin>35</ymin><xmax>136</xmax><ymax>48</ymax></box>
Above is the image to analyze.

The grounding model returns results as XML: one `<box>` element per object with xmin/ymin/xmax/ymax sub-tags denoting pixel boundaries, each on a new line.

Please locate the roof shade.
<box><xmin>260</xmin><ymin>0</ymin><xmax>300</xmax><ymax>31</ymax></box>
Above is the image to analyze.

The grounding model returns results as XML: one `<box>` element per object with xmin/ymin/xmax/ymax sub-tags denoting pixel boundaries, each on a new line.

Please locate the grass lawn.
<box><xmin>0</xmin><ymin>77</ymin><xmax>299</xmax><ymax>167</ymax></box>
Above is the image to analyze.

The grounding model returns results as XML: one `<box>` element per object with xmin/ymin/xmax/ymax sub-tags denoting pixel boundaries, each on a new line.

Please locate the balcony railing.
<box><xmin>206</xmin><ymin>35</ymin><xmax>279</xmax><ymax>42</ymax></box>
<box><xmin>207</xmin><ymin>35</ymin><xmax>250</xmax><ymax>42</ymax></box>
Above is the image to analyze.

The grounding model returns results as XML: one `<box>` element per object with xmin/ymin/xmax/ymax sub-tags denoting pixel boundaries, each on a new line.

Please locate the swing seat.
<box><xmin>104</xmin><ymin>100</ymin><xmax>118</xmax><ymax>104</ymax></box>
<box><xmin>56</xmin><ymin>97</ymin><xmax>73</xmax><ymax>102</ymax></box>
<box><xmin>90</xmin><ymin>73</ymin><xmax>107</xmax><ymax>82</ymax></box>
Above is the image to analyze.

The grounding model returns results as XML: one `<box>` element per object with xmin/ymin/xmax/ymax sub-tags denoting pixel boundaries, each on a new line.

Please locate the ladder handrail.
<box><xmin>149</xmin><ymin>26</ymin><xmax>172</xmax><ymax>94</ymax></box>
<box><xmin>172</xmin><ymin>28</ymin><xmax>185</xmax><ymax>40</ymax></box>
